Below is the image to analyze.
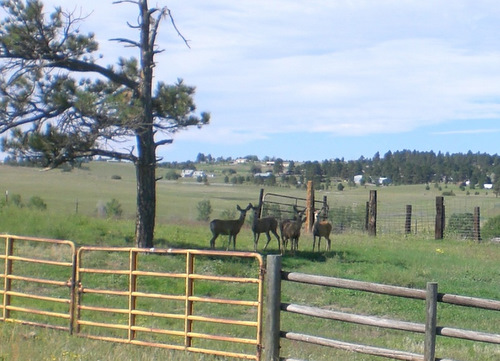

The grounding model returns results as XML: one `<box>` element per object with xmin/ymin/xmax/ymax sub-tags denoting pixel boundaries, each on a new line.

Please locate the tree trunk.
<box><xmin>135</xmin><ymin>129</ymin><xmax>156</xmax><ymax>249</ymax></box>
<box><xmin>135</xmin><ymin>0</ymin><xmax>156</xmax><ymax>249</ymax></box>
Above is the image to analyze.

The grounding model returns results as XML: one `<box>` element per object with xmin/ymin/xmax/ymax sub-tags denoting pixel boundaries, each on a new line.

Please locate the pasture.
<box><xmin>0</xmin><ymin>162</ymin><xmax>499</xmax><ymax>360</ymax></box>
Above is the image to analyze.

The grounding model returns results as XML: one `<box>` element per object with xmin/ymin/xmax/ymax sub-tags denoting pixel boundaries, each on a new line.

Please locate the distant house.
<box><xmin>354</xmin><ymin>175</ymin><xmax>364</xmax><ymax>185</ymax></box>
<box><xmin>484</xmin><ymin>184</ymin><xmax>493</xmax><ymax>189</ymax></box>
<box><xmin>254</xmin><ymin>172</ymin><xmax>273</xmax><ymax>178</ymax></box>
<box><xmin>181</xmin><ymin>169</ymin><xmax>194</xmax><ymax>178</ymax></box>
<box><xmin>193</xmin><ymin>171</ymin><xmax>206</xmax><ymax>178</ymax></box>
<box><xmin>234</xmin><ymin>158</ymin><xmax>248</xmax><ymax>164</ymax></box>
<box><xmin>378</xmin><ymin>177</ymin><xmax>392</xmax><ymax>185</ymax></box>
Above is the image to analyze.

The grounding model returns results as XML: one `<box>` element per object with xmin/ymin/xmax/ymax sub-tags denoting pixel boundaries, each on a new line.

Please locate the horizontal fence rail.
<box><xmin>265</xmin><ymin>255</ymin><xmax>500</xmax><ymax>361</ymax></box>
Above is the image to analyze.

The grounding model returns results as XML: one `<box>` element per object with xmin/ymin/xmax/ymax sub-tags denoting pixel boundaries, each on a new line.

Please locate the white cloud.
<box><xmin>13</xmin><ymin>0</ymin><xmax>500</xmax><ymax>159</ymax></box>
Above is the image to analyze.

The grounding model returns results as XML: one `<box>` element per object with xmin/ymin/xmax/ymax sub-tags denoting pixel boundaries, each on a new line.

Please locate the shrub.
<box><xmin>10</xmin><ymin>193</ymin><xmax>23</xmax><ymax>207</ymax></box>
<box><xmin>447</xmin><ymin>213</ymin><xmax>474</xmax><ymax>239</ymax></box>
<box><xmin>481</xmin><ymin>215</ymin><xmax>500</xmax><ymax>240</ymax></box>
<box><xmin>263</xmin><ymin>204</ymin><xmax>282</xmax><ymax>219</ymax></box>
<box><xmin>219</xmin><ymin>208</ymin><xmax>236</xmax><ymax>220</ymax></box>
<box><xmin>111</xmin><ymin>174</ymin><xmax>122</xmax><ymax>180</ymax></box>
<box><xmin>196</xmin><ymin>200</ymin><xmax>212</xmax><ymax>221</ymax></box>
<box><xmin>28</xmin><ymin>196</ymin><xmax>47</xmax><ymax>210</ymax></box>
<box><xmin>337</xmin><ymin>183</ymin><xmax>344</xmax><ymax>191</ymax></box>
<box><xmin>105</xmin><ymin>198</ymin><xmax>123</xmax><ymax>218</ymax></box>
<box><xmin>330</xmin><ymin>205</ymin><xmax>365</xmax><ymax>232</ymax></box>
<box><xmin>165</xmin><ymin>169</ymin><xmax>180</xmax><ymax>180</ymax></box>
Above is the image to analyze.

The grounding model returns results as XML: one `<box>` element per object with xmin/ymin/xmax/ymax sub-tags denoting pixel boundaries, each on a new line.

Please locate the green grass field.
<box><xmin>0</xmin><ymin>162</ymin><xmax>499</xmax><ymax>360</ymax></box>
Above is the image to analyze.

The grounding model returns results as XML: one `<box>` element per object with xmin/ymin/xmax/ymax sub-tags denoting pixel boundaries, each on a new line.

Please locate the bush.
<box><xmin>105</xmin><ymin>198</ymin><xmax>123</xmax><ymax>218</ymax></box>
<box><xmin>196</xmin><ymin>200</ymin><xmax>212</xmax><ymax>221</ymax></box>
<box><xmin>482</xmin><ymin>215</ymin><xmax>500</xmax><ymax>240</ymax></box>
<box><xmin>330</xmin><ymin>205</ymin><xmax>365</xmax><ymax>232</ymax></box>
<box><xmin>219</xmin><ymin>208</ymin><xmax>236</xmax><ymax>220</ymax></box>
<box><xmin>28</xmin><ymin>196</ymin><xmax>47</xmax><ymax>210</ymax></box>
<box><xmin>10</xmin><ymin>193</ymin><xmax>23</xmax><ymax>207</ymax></box>
<box><xmin>447</xmin><ymin>213</ymin><xmax>474</xmax><ymax>239</ymax></box>
<box><xmin>263</xmin><ymin>204</ymin><xmax>282</xmax><ymax>219</ymax></box>
<box><xmin>111</xmin><ymin>174</ymin><xmax>122</xmax><ymax>180</ymax></box>
<box><xmin>165</xmin><ymin>169</ymin><xmax>180</xmax><ymax>180</ymax></box>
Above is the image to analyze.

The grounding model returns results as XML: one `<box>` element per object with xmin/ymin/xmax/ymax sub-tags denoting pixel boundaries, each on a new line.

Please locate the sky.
<box><xmin>7</xmin><ymin>0</ymin><xmax>500</xmax><ymax>162</ymax></box>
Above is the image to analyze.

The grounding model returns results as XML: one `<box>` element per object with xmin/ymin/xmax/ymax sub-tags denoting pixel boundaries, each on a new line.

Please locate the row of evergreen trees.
<box><xmin>297</xmin><ymin>150</ymin><xmax>500</xmax><ymax>187</ymax></box>
<box><xmin>163</xmin><ymin>150</ymin><xmax>500</xmax><ymax>188</ymax></box>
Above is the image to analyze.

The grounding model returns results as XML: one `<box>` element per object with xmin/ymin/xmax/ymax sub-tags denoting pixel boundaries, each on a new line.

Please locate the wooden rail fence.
<box><xmin>264</xmin><ymin>255</ymin><xmax>500</xmax><ymax>361</ymax></box>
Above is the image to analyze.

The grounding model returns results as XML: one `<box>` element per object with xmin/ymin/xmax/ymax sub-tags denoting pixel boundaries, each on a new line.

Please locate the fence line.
<box><xmin>265</xmin><ymin>255</ymin><xmax>500</xmax><ymax>361</ymax></box>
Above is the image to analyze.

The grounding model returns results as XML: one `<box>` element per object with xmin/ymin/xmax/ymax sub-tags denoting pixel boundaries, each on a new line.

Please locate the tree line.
<box><xmin>163</xmin><ymin>150</ymin><xmax>500</xmax><ymax>189</ymax></box>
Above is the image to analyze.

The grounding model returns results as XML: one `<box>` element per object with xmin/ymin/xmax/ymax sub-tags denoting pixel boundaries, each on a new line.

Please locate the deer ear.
<box><xmin>237</xmin><ymin>205</ymin><xmax>242</xmax><ymax>211</ymax></box>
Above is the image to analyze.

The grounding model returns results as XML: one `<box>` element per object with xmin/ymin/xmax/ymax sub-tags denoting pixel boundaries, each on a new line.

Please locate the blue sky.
<box><xmin>16</xmin><ymin>1</ymin><xmax>500</xmax><ymax>162</ymax></box>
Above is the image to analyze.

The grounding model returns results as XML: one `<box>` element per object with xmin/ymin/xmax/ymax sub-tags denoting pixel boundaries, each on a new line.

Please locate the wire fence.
<box><xmin>329</xmin><ymin>195</ymin><xmax>500</xmax><ymax>239</ymax></box>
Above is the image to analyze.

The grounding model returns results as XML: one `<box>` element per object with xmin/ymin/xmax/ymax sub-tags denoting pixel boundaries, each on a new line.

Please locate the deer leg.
<box><xmin>254</xmin><ymin>233</ymin><xmax>260</xmax><ymax>252</ymax></box>
<box><xmin>326</xmin><ymin>237</ymin><xmax>331</xmax><ymax>252</ymax></box>
<box><xmin>231</xmin><ymin>235</ymin><xmax>237</xmax><ymax>250</ymax></box>
<box><xmin>271</xmin><ymin>229</ymin><xmax>281</xmax><ymax>251</ymax></box>
<box><xmin>263</xmin><ymin>232</ymin><xmax>272</xmax><ymax>250</ymax></box>
<box><xmin>210</xmin><ymin>234</ymin><xmax>218</xmax><ymax>249</ymax></box>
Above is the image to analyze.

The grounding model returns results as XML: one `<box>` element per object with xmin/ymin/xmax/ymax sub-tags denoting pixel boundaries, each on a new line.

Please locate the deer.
<box><xmin>280</xmin><ymin>206</ymin><xmax>306</xmax><ymax>254</ymax></box>
<box><xmin>209</xmin><ymin>203</ymin><xmax>252</xmax><ymax>250</ymax></box>
<box><xmin>312</xmin><ymin>208</ymin><xmax>332</xmax><ymax>252</ymax></box>
<box><xmin>249</xmin><ymin>203</ymin><xmax>280</xmax><ymax>252</ymax></box>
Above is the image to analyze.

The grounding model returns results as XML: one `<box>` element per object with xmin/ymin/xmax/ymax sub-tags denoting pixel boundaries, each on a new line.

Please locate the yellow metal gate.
<box><xmin>1</xmin><ymin>236</ymin><xmax>265</xmax><ymax>360</ymax></box>
<box><xmin>0</xmin><ymin>235</ymin><xmax>76</xmax><ymax>332</ymax></box>
<box><xmin>75</xmin><ymin>247</ymin><xmax>264</xmax><ymax>360</ymax></box>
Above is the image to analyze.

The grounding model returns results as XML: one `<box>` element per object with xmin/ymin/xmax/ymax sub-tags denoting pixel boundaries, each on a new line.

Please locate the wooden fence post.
<box><xmin>435</xmin><ymin>196</ymin><xmax>444</xmax><ymax>240</ymax></box>
<box><xmin>265</xmin><ymin>255</ymin><xmax>282</xmax><ymax>361</ymax></box>
<box><xmin>365</xmin><ymin>201</ymin><xmax>369</xmax><ymax>231</ymax></box>
<box><xmin>306</xmin><ymin>181</ymin><xmax>315</xmax><ymax>232</ymax></box>
<box><xmin>257</xmin><ymin>188</ymin><xmax>265</xmax><ymax>218</ymax></box>
<box><xmin>367</xmin><ymin>190</ymin><xmax>377</xmax><ymax>236</ymax></box>
<box><xmin>424</xmin><ymin>282</ymin><xmax>438</xmax><ymax>361</ymax></box>
<box><xmin>405</xmin><ymin>205</ymin><xmax>412</xmax><ymax>234</ymax></box>
<box><xmin>473</xmin><ymin>206</ymin><xmax>481</xmax><ymax>242</ymax></box>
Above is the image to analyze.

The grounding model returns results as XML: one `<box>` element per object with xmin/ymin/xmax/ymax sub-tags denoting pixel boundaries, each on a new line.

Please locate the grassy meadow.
<box><xmin>0</xmin><ymin>162</ymin><xmax>499</xmax><ymax>361</ymax></box>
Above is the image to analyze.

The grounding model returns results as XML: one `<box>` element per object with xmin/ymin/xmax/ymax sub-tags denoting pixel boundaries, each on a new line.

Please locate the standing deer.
<box><xmin>209</xmin><ymin>203</ymin><xmax>252</xmax><ymax>250</ymax></box>
<box><xmin>250</xmin><ymin>203</ymin><xmax>280</xmax><ymax>252</ymax></box>
<box><xmin>280</xmin><ymin>206</ymin><xmax>305</xmax><ymax>254</ymax></box>
<box><xmin>312</xmin><ymin>208</ymin><xmax>332</xmax><ymax>252</ymax></box>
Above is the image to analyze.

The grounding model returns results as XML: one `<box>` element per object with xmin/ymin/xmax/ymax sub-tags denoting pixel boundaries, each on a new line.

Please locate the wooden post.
<box><xmin>257</xmin><ymin>188</ymin><xmax>264</xmax><ymax>218</ymax></box>
<box><xmin>322</xmin><ymin>195</ymin><xmax>328</xmax><ymax>219</ymax></box>
<box><xmin>306</xmin><ymin>181</ymin><xmax>314</xmax><ymax>232</ymax></box>
<box><xmin>405</xmin><ymin>205</ymin><xmax>412</xmax><ymax>234</ymax></box>
<box><xmin>473</xmin><ymin>206</ymin><xmax>481</xmax><ymax>242</ymax></box>
<box><xmin>367</xmin><ymin>190</ymin><xmax>377</xmax><ymax>236</ymax></box>
<box><xmin>435</xmin><ymin>196</ymin><xmax>444</xmax><ymax>240</ymax></box>
<box><xmin>424</xmin><ymin>282</ymin><xmax>438</xmax><ymax>361</ymax></box>
<box><xmin>365</xmin><ymin>201</ymin><xmax>369</xmax><ymax>231</ymax></box>
<box><xmin>265</xmin><ymin>255</ymin><xmax>282</xmax><ymax>361</ymax></box>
